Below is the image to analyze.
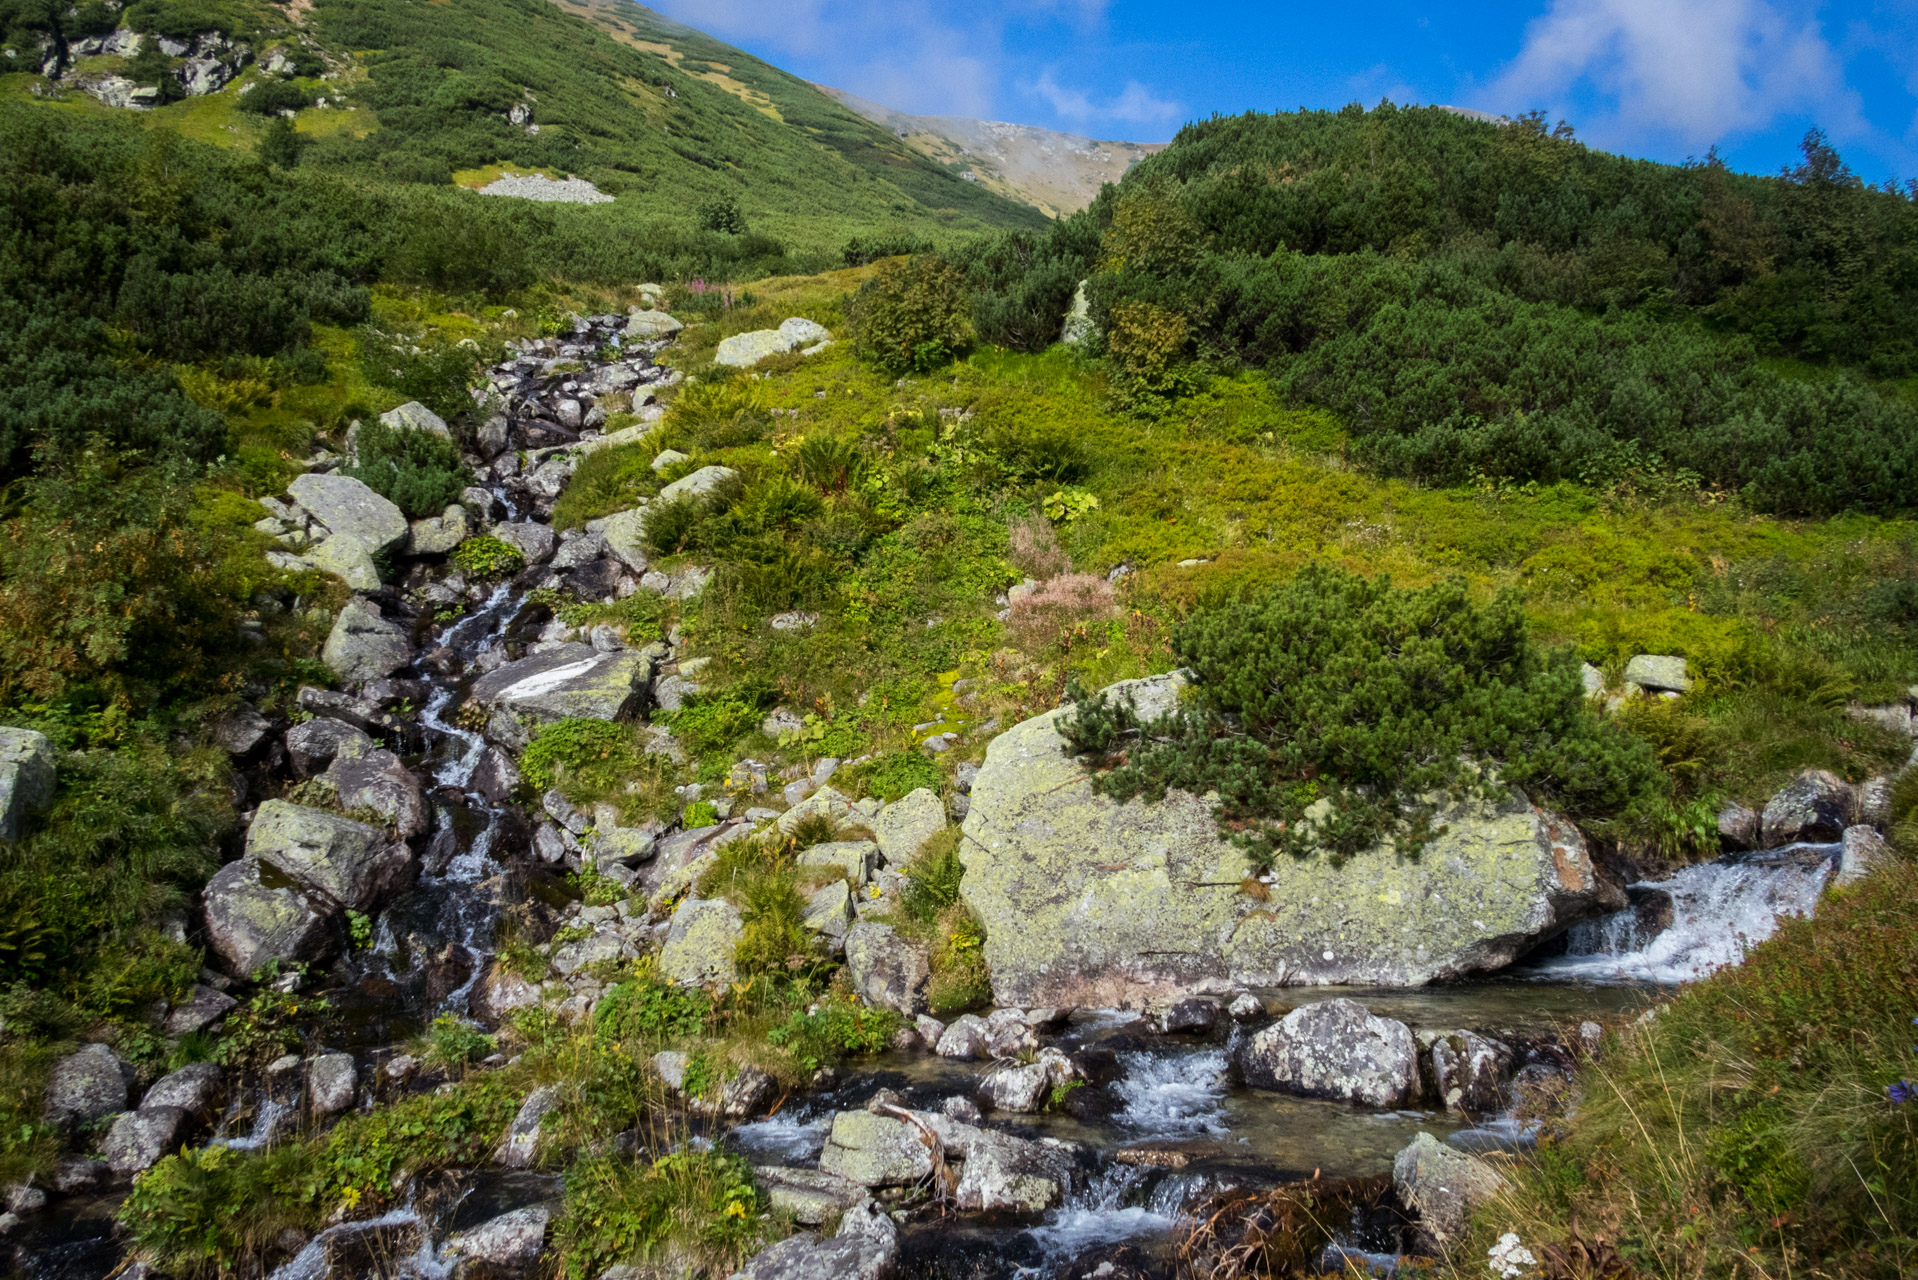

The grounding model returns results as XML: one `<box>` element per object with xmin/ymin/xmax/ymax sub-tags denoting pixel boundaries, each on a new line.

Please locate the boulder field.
<box><xmin>958</xmin><ymin>672</ymin><xmax>1623</xmax><ymax>1006</ymax></box>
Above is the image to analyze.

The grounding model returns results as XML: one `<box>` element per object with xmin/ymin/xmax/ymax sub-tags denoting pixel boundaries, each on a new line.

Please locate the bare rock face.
<box><xmin>1760</xmin><ymin>769</ymin><xmax>1854</xmax><ymax>847</ymax></box>
<box><xmin>960</xmin><ymin>673</ymin><xmax>1622</xmax><ymax>1005</ymax></box>
<box><xmin>1237</xmin><ymin>999</ymin><xmax>1420</xmax><ymax>1107</ymax></box>
<box><xmin>843</xmin><ymin>923</ymin><xmax>931</xmax><ymax>1016</ymax></box>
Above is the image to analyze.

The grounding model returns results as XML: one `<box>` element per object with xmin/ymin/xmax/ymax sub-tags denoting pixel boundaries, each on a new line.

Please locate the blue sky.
<box><xmin>646</xmin><ymin>0</ymin><xmax>1918</xmax><ymax>185</ymax></box>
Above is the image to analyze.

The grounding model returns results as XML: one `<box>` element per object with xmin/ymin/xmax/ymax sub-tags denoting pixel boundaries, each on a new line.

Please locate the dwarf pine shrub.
<box><xmin>1064</xmin><ymin>565</ymin><xmax>1661</xmax><ymax>868</ymax></box>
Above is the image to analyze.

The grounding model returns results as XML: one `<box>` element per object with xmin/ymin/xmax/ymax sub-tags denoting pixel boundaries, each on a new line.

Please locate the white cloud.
<box><xmin>1029</xmin><ymin>69</ymin><xmax>1181</xmax><ymax>126</ymax></box>
<box><xmin>1484</xmin><ymin>0</ymin><xmax>1860</xmax><ymax>147</ymax></box>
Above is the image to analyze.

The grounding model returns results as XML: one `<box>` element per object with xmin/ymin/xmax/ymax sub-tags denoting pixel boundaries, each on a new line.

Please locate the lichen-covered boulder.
<box><xmin>817</xmin><ymin>1110</ymin><xmax>931</xmax><ymax>1187</ymax></box>
<box><xmin>657</xmin><ymin>465</ymin><xmax>739</xmax><ymax>505</ymax></box>
<box><xmin>406</xmin><ymin>504</ymin><xmax>470</xmax><ymax>556</ymax></box>
<box><xmin>959</xmin><ymin>673</ymin><xmax>1619</xmax><ymax>1005</ymax></box>
<box><xmin>1238</xmin><ymin>998</ymin><xmax>1419</xmax><ymax>1107</ymax></box>
<box><xmin>726</xmin><ymin>1199</ymin><xmax>896</xmax><ymax>1280</ymax></box>
<box><xmin>1393</xmin><ymin>1131</ymin><xmax>1507</xmax><ymax>1244</ymax></box>
<box><xmin>798</xmin><ymin>840</ymin><xmax>877</xmax><ymax>887</ymax></box>
<box><xmin>844</xmin><ymin>922</ymin><xmax>930</xmax><ymax>1016</ymax></box>
<box><xmin>714</xmin><ymin>329</ymin><xmax>794</xmax><ymax>368</ymax></box>
<box><xmin>322</xmin><ymin>601</ymin><xmax>413</xmax><ymax>688</ymax></box>
<box><xmin>468</xmin><ymin>643</ymin><xmax>652</xmax><ymax>741</ymax></box>
<box><xmin>1761</xmin><ymin>769</ymin><xmax>1854</xmax><ymax>847</ymax></box>
<box><xmin>953</xmin><ymin>1130</ymin><xmax>1086</xmax><ymax>1213</ymax></box>
<box><xmin>0</xmin><ymin>726</ymin><xmax>55</xmax><ymax>841</ymax></box>
<box><xmin>288</xmin><ymin>473</ymin><xmax>408</xmax><ymax>557</ymax></box>
<box><xmin>244</xmin><ymin>800</ymin><xmax>410</xmax><ymax>911</ymax></box>
<box><xmin>45</xmin><ymin>1044</ymin><xmax>130</xmax><ymax>1127</ymax></box>
<box><xmin>103</xmin><ymin>1106</ymin><xmax>189</xmax><ymax>1175</ymax></box>
<box><xmin>1429</xmin><ymin>1030</ymin><xmax>1512</xmax><ymax>1114</ymax></box>
<box><xmin>754</xmin><ymin>1166</ymin><xmax>868</xmax><ymax>1226</ymax></box>
<box><xmin>1623</xmin><ymin>654</ymin><xmax>1692</xmax><ymax>694</ymax></box>
<box><xmin>802</xmin><ymin>880</ymin><xmax>855</xmax><ymax>938</ymax></box>
<box><xmin>377</xmin><ymin>400</ymin><xmax>451</xmax><ymax>438</ymax></box>
<box><xmin>659</xmin><ymin>898</ymin><xmax>741</xmax><ymax>987</ymax></box>
<box><xmin>440</xmin><ymin>1205</ymin><xmax>549</xmax><ymax>1279</ymax></box>
<box><xmin>496</xmin><ymin>1085</ymin><xmax>560</xmax><ymax>1169</ymax></box>
<box><xmin>874</xmin><ymin>788</ymin><xmax>946</xmax><ymax>866</ymax></box>
<box><xmin>600</xmin><ymin>506</ymin><xmax>651</xmax><ymax>572</ymax></box>
<box><xmin>319</xmin><ymin>743</ymin><xmax>429</xmax><ymax>839</ymax></box>
<box><xmin>203</xmin><ymin>858</ymin><xmax>336</xmax><ymax>976</ymax></box>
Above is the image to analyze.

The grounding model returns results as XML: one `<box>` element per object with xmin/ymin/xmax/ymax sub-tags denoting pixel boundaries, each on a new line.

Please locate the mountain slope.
<box><xmin>814</xmin><ymin>84</ymin><xmax>1162</xmax><ymax>218</ymax></box>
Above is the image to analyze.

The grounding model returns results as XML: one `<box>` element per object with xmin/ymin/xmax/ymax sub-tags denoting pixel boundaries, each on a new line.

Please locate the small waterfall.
<box><xmin>1113</xmin><ymin>1048</ymin><xmax>1230</xmax><ymax>1135</ymax></box>
<box><xmin>1024</xmin><ymin>1163</ymin><xmax>1201</xmax><ymax>1263</ymax></box>
<box><xmin>211</xmin><ymin>1095</ymin><xmax>295</xmax><ymax>1151</ymax></box>
<box><xmin>1537</xmin><ymin>847</ymin><xmax>1837</xmax><ymax>983</ymax></box>
<box><xmin>267</xmin><ymin>1208</ymin><xmax>428</xmax><ymax>1280</ymax></box>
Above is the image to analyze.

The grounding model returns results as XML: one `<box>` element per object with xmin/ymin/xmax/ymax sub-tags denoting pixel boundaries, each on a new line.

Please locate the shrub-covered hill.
<box><xmin>961</xmin><ymin>105</ymin><xmax>1918</xmax><ymax>515</ymax></box>
<box><xmin>1</xmin><ymin>0</ymin><xmax>1048</xmax><ymax>252</ymax></box>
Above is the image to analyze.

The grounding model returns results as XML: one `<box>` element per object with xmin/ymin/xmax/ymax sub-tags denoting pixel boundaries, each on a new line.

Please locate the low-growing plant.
<box><xmin>854</xmin><ymin>751</ymin><xmax>941</xmax><ymax>802</ymax></box>
<box><xmin>342</xmin><ymin>422</ymin><xmax>469</xmax><ymax>519</ymax></box>
<box><xmin>417</xmin><ymin>1014</ymin><xmax>495</xmax><ymax>1071</ymax></box>
<box><xmin>550</xmin><ymin>1151</ymin><xmax>764</xmax><ymax>1280</ymax></box>
<box><xmin>927</xmin><ymin>904</ymin><xmax>990</xmax><ymax>1014</ymax></box>
<box><xmin>451</xmin><ymin>534</ymin><xmax>526</xmax><ymax>580</ymax></box>
<box><xmin>519</xmin><ymin>719</ymin><xmax>640</xmax><ymax>795</ymax></box>
<box><xmin>1065</xmin><ymin>566</ymin><xmax>1663</xmax><ymax>870</ymax></box>
<box><xmin>767</xmin><ymin>998</ymin><xmax>903</xmax><ymax>1072</ymax></box>
<box><xmin>682</xmin><ymin>800</ymin><xmax>720</xmax><ymax>828</ymax></box>
<box><xmin>593</xmin><ymin>969</ymin><xmax>712</xmax><ymax>1050</ymax></box>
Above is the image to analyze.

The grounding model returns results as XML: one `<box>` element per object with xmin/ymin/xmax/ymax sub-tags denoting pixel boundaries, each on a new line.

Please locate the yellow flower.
<box><xmin>725</xmin><ymin>1201</ymin><xmax>747</xmax><ymax>1218</ymax></box>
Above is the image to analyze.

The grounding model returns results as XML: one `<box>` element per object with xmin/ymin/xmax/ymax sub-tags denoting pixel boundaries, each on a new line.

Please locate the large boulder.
<box><xmin>319</xmin><ymin>743</ymin><xmax>430</xmax><ymax>840</ymax></box>
<box><xmin>818</xmin><ymin>1110</ymin><xmax>932</xmax><ymax>1187</ymax></box>
<box><xmin>141</xmin><ymin>1063</ymin><xmax>223</xmax><ymax>1118</ymax></box>
<box><xmin>103</xmin><ymin>1106</ymin><xmax>189</xmax><ymax>1176</ymax></box>
<box><xmin>1623</xmin><ymin>654</ymin><xmax>1692</xmax><ymax>695</ymax></box>
<box><xmin>959</xmin><ymin>673</ymin><xmax>1619</xmax><ymax>1005</ymax></box>
<box><xmin>952</xmin><ymin>1131</ymin><xmax>1085</xmax><ymax>1213</ymax></box>
<box><xmin>843</xmin><ymin>923</ymin><xmax>930</xmax><ymax>1016</ymax></box>
<box><xmin>714</xmin><ymin>330</ymin><xmax>795</xmax><ymax>368</ymax></box>
<box><xmin>1238</xmin><ymin>998</ymin><xmax>1419</xmax><ymax>1107</ymax></box>
<box><xmin>754</xmin><ymin>1166</ymin><xmax>868</xmax><ymax>1226</ymax></box>
<box><xmin>286</xmin><ymin>717</ymin><xmax>374</xmax><ymax>778</ymax></box>
<box><xmin>45</xmin><ymin>1044</ymin><xmax>130</xmax><ymax>1127</ymax></box>
<box><xmin>468</xmin><ymin>643</ymin><xmax>652</xmax><ymax>743</ymax></box>
<box><xmin>658</xmin><ymin>898</ymin><xmax>742</xmax><ymax>987</ymax></box>
<box><xmin>407</xmin><ymin>504</ymin><xmax>470</xmax><ymax>556</ymax></box>
<box><xmin>726</xmin><ymin>1199</ymin><xmax>896</xmax><ymax>1280</ymax></box>
<box><xmin>657</xmin><ymin>465</ymin><xmax>739</xmax><ymax>505</ymax></box>
<box><xmin>376</xmin><ymin>401</ymin><xmax>451</xmax><ymax>439</ymax></box>
<box><xmin>288</xmin><ymin>473</ymin><xmax>408</xmax><ymax>557</ymax></box>
<box><xmin>244</xmin><ymin>800</ymin><xmax>411</xmax><ymax>911</ymax></box>
<box><xmin>599</xmin><ymin>507</ymin><xmax>650</xmax><ymax>573</ymax></box>
<box><xmin>0</xmin><ymin>726</ymin><xmax>55</xmax><ymax>841</ymax></box>
<box><xmin>440</xmin><ymin>1206</ymin><xmax>549</xmax><ymax>1280</ymax></box>
<box><xmin>1760</xmin><ymin>769</ymin><xmax>1853</xmax><ymax>847</ymax></box>
<box><xmin>1393</xmin><ymin>1131</ymin><xmax>1507</xmax><ymax>1244</ymax></box>
<box><xmin>873</xmin><ymin>788</ymin><xmax>947</xmax><ymax>866</ymax></box>
<box><xmin>1429</xmin><ymin>1030</ymin><xmax>1512</xmax><ymax>1115</ymax></box>
<box><xmin>322</xmin><ymin>599</ymin><xmax>414</xmax><ymax>687</ymax></box>
<box><xmin>203</xmin><ymin>858</ymin><xmax>336</xmax><ymax>976</ymax></box>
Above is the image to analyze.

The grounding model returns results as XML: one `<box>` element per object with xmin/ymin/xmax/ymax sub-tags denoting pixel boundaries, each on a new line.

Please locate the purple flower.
<box><xmin>1892</xmin><ymin>1080</ymin><xmax>1916</xmax><ymax>1105</ymax></box>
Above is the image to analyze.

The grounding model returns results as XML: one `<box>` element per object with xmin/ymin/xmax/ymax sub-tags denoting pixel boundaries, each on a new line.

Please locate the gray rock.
<box><xmin>442</xmin><ymin>1205</ymin><xmax>549</xmax><ymax>1279</ymax></box>
<box><xmin>211</xmin><ymin>706</ymin><xmax>274</xmax><ymax>758</ymax></box>
<box><xmin>935</xmin><ymin>1014</ymin><xmax>990</xmax><ymax>1060</ymax></box>
<box><xmin>984</xmin><ymin>1008</ymin><xmax>1037</xmax><ymax>1058</ymax></box>
<box><xmin>1579</xmin><ymin>663</ymin><xmax>1605</xmax><ymax>698</ymax></box>
<box><xmin>553</xmin><ymin>532</ymin><xmax>609</xmax><ymax>571</ymax></box>
<box><xmin>652</xmin><ymin>674</ymin><xmax>698</xmax><ymax>713</ymax></box>
<box><xmin>163</xmin><ymin>984</ymin><xmax>237</xmax><ymax>1036</ymax></box>
<box><xmin>718</xmin><ymin>1066</ymin><xmax>777</xmax><ymax>1118</ymax></box>
<box><xmin>844</xmin><ymin>923</ymin><xmax>930</xmax><ymax>1016</ymax></box>
<box><xmin>203</xmin><ymin>857</ymin><xmax>335</xmax><ymax>976</ymax></box>
<box><xmin>753</xmin><ymin>1166</ymin><xmax>868</xmax><ymax>1226</ymax></box>
<box><xmin>624</xmin><ymin>311</ymin><xmax>684</xmax><ymax>339</ymax></box>
<box><xmin>1858</xmin><ymin>776</ymin><xmax>1894</xmax><ymax>829</ymax></box>
<box><xmin>659</xmin><ymin>898</ymin><xmax>742</xmax><ymax>986</ymax></box>
<box><xmin>0</xmin><ymin>727</ymin><xmax>54</xmax><ymax>841</ymax></box>
<box><xmin>245</xmin><ymin>800</ymin><xmax>410</xmax><ymax>910</ymax></box>
<box><xmin>873</xmin><ymin>788</ymin><xmax>946</xmax><ymax>866</ymax></box>
<box><xmin>818</xmin><ymin>1110</ymin><xmax>931</xmax><ymax>1187</ymax></box>
<box><xmin>1238</xmin><ymin>998</ymin><xmax>1419</xmax><ymax>1107</ymax></box>
<box><xmin>977</xmin><ymin>1061</ymin><xmax>1050</xmax><ymax>1113</ymax></box>
<box><xmin>286</xmin><ymin>716</ymin><xmax>376</xmax><ymax>779</ymax></box>
<box><xmin>1429</xmin><ymin>1031</ymin><xmax>1511</xmax><ymax>1114</ymax></box>
<box><xmin>551</xmin><ymin>929</ymin><xmax>624</xmax><ymax>975</ymax></box>
<box><xmin>52</xmin><ymin>1156</ymin><xmax>108</xmax><ymax>1194</ymax></box>
<box><xmin>953</xmin><ymin>1130</ymin><xmax>1083</xmax><ymax>1213</ymax></box>
<box><xmin>1760</xmin><ymin>769</ymin><xmax>1854</xmax><ymax>847</ymax></box>
<box><xmin>915</xmin><ymin>1014</ymin><xmax>947</xmax><ymax>1045</ymax></box>
<box><xmin>726</xmin><ymin>1202</ymin><xmax>897</xmax><ymax>1280</ymax></box>
<box><xmin>377</xmin><ymin>401</ymin><xmax>451</xmax><ymax>439</ymax></box>
<box><xmin>1849</xmin><ymin>702</ymin><xmax>1915</xmax><ymax>735</ymax></box>
<box><xmin>407</xmin><ymin>504</ymin><xmax>470</xmax><ymax>557</ymax></box>
<box><xmin>288</xmin><ymin>473</ymin><xmax>408</xmax><ymax>557</ymax></box>
<box><xmin>769</xmin><ymin>611</ymin><xmax>818</xmax><ymax>632</ymax></box>
<box><xmin>494</xmin><ymin>521</ymin><xmax>558</xmax><ymax>566</ymax></box>
<box><xmin>469</xmin><ymin>643</ymin><xmax>651</xmax><ymax>731</ymax></box>
<box><xmin>1392</xmin><ymin>1130</ymin><xmax>1507</xmax><ymax>1244</ymax></box>
<box><xmin>658</xmin><ymin>468</ymin><xmax>737</xmax><ymax>508</ymax></box>
<box><xmin>652</xmin><ymin>1051</ymin><xmax>690</xmax><ymax>1091</ymax></box>
<box><xmin>959</xmin><ymin>672</ymin><xmax>1622</xmax><ymax>1004</ymax></box>
<box><xmin>1623</xmin><ymin>654</ymin><xmax>1692</xmax><ymax>694</ymax></box>
<box><xmin>103</xmin><ymin>1107</ymin><xmax>188</xmax><ymax>1175</ymax></box>
<box><xmin>599</xmin><ymin>507</ymin><xmax>650</xmax><ymax>573</ymax></box>
<box><xmin>1835</xmin><ymin>825</ymin><xmax>1891</xmax><ymax>887</ymax></box>
<box><xmin>471</xmin><ymin>747</ymin><xmax>524</xmax><ymax>806</ymax></box>
<box><xmin>714</xmin><ymin>330</ymin><xmax>795</xmax><ymax>369</ymax></box>
<box><xmin>496</xmin><ymin>1085</ymin><xmax>560</xmax><ymax>1169</ymax></box>
<box><xmin>140</xmin><ymin>1063</ymin><xmax>223</xmax><ymax>1117</ymax></box>
<box><xmin>776</xmin><ymin>786</ymin><xmax>853</xmax><ymax>833</ymax></box>
<box><xmin>44</xmin><ymin>1044</ymin><xmax>129</xmax><ymax>1127</ymax></box>
<box><xmin>803</xmin><ymin>880</ymin><xmax>855</xmax><ymax>938</ymax></box>
<box><xmin>320</xmin><ymin>743</ymin><xmax>430</xmax><ymax>839</ymax></box>
<box><xmin>798</xmin><ymin>840</ymin><xmax>878</xmax><ymax>887</ymax></box>
<box><xmin>1228</xmin><ymin>993</ymin><xmax>1264</xmax><ymax>1020</ymax></box>
<box><xmin>1717</xmin><ymin>802</ymin><xmax>1759</xmax><ymax>850</ymax></box>
<box><xmin>308</xmin><ymin>1053</ymin><xmax>357</xmax><ymax>1116</ymax></box>
<box><xmin>1147</xmin><ymin>996</ymin><xmax>1220</xmax><ymax>1035</ymax></box>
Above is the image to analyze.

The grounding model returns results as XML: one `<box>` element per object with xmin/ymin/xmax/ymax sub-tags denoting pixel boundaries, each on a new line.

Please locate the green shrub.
<box><xmin>239</xmin><ymin>80</ymin><xmax>311</xmax><ymax>115</ymax></box>
<box><xmin>355</xmin><ymin>327</ymin><xmax>489</xmax><ymax>423</ymax></box>
<box><xmin>844</xmin><ymin>255</ymin><xmax>974</xmax><ymax>376</ymax></box>
<box><xmin>117</xmin><ymin>1143</ymin><xmax>313</xmax><ymax>1279</ymax></box>
<box><xmin>551</xmin><ymin>442</ymin><xmax>658</xmax><ymax>530</ymax></box>
<box><xmin>417</xmin><ymin>1014</ymin><xmax>494</xmax><ymax>1070</ymax></box>
<box><xmin>451</xmin><ymin>534</ymin><xmax>525</xmax><ymax>579</ymax></box>
<box><xmin>855</xmin><ymin>751</ymin><xmax>940</xmax><ymax>802</ymax></box>
<box><xmin>767</xmin><ymin>1000</ymin><xmax>902</xmax><ymax>1072</ymax></box>
<box><xmin>643</xmin><ymin>497</ymin><xmax>705</xmax><ymax>556</ymax></box>
<box><xmin>593</xmin><ymin>973</ymin><xmax>711</xmax><ymax>1049</ymax></box>
<box><xmin>551</xmin><ymin>1151</ymin><xmax>763</xmax><ymax>1280</ymax></box>
<box><xmin>663</xmin><ymin>693</ymin><xmax>768</xmax><ymax>759</ymax></box>
<box><xmin>1065</xmin><ymin>566</ymin><xmax>1662</xmax><ymax>869</ymax></box>
<box><xmin>899</xmin><ymin>828</ymin><xmax>964</xmax><ymax>926</ymax></box>
<box><xmin>683</xmin><ymin>800</ymin><xmax>719</xmax><ymax>828</ymax></box>
<box><xmin>519</xmin><ymin>719</ymin><xmax>638</xmax><ymax>795</ymax></box>
<box><xmin>342</xmin><ymin>422</ymin><xmax>469</xmax><ymax>519</ymax></box>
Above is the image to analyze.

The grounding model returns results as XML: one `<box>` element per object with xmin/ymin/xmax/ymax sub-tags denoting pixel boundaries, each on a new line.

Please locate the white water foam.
<box><xmin>268</xmin><ymin>1208</ymin><xmax>427</xmax><ymax>1280</ymax></box>
<box><xmin>211</xmin><ymin>1096</ymin><xmax>294</xmax><ymax>1152</ymax></box>
<box><xmin>1113</xmin><ymin>1048</ymin><xmax>1229</xmax><ymax>1136</ymax></box>
<box><xmin>727</xmin><ymin>1113</ymin><xmax>830</xmax><ymax>1164</ymax></box>
<box><xmin>1024</xmin><ymin>1164</ymin><xmax>1194</xmax><ymax>1262</ymax></box>
<box><xmin>1536</xmin><ymin>850</ymin><xmax>1835</xmax><ymax>984</ymax></box>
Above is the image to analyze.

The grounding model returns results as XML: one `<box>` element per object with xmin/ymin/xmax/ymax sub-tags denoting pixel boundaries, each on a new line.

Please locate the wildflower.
<box><xmin>1489</xmin><ymin>1233</ymin><xmax>1538</xmax><ymax>1279</ymax></box>
<box><xmin>725</xmin><ymin>1201</ymin><xmax>748</xmax><ymax>1219</ymax></box>
<box><xmin>1892</xmin><ymin>1080</ymin><xmax>1916</xmax><ymax>1105</ymax></box>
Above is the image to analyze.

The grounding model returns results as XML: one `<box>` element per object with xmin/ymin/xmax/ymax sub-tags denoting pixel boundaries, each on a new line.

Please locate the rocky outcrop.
<box><xmin>952</xmin><ymin>1130</ymin><xmax>1086</xmax><ymax>1213</ymax></box>
<box><xmin>44</xmin><ymin>1043</ymin><xmax>130</xmax><ymax>1128</ymax></box>
<box><xmin>959</xmin><ymin>673</ymin><xmax>1621</xmax><ymax>1004</ymax></box>
<box><xmin>1761</xmin><ymin>769</ymin><xmax>1853</xmax><ymax>847</ymax></box>
<box><xmin>203</xmin><ymin>857</ymin><xmax>335</xmax><ymax>976</ymax></box>
<box><xmin>726</xmin><ymin>1197</ymin><xmax>897</xmax><ymax>1280</ymax></box>
<box><xmin>103</xmin><ymin>1107</ymin><xmax>189</xmax><ymax>1176</ymax></box>
<box><xmin>1237</xmin><ymin>999</ymin><xmax>1420</xmax><ymax>1106</ymax></box>
<box><xmin>319</xmin><ymin>742</ymin><xmax>430</xmax><ymax>839</ymax></box>
<box><xmin>0</xmin><ymin>726</ymin><xmax>55</xmax><ymax>841</ymax></box>
<box><xmin>873</xmin><ymin>788</ymin><xmax>946</xmax><ymax>865</ymax></box>
<box><xmin>287</xmin><ymin>474</ymin><xmax>408</xmax><ymax>589</ymax></box>
<box><xmin>468</xmin><ymin>643</ymin><xmax>654</xmax><ymax>748</ymax></box>
<box><xmin>245</xmin><ymin>800</ymin><xmax>411</xmax><ymax>911</ymax></box>
<box><xmin>658</xmin><ymin>898</ymin><xmax>742</xmax><ymax>986</ymax></box>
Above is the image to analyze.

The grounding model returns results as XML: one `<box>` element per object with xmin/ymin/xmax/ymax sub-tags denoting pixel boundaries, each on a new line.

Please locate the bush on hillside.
<box><xmin>342</xmin><ymin>421</ymin><xmax>468</xmax><ymax>518</ymax></box>
<box><xmin>1064</xmin><ymin>566</ymin><xmax>1662</xmax><ymax>869</ymax></box>
<box><xmin>845</xmin><ymin>254</ymin><xmax>974</xmax><ymax>376</ymax></box>
<box><xmin>239</xmin><ymin>80</ymin><xmax>311</xmax><ymax>116</ymax></box>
